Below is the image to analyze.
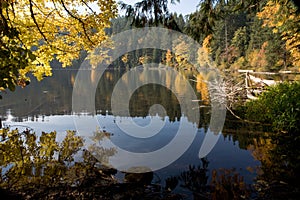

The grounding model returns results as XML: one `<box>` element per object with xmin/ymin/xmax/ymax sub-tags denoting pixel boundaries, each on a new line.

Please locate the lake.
<box><xmin>0</xmin><ymin>64</ymin><xmax>273</xmax><ymax>199</ymax></box>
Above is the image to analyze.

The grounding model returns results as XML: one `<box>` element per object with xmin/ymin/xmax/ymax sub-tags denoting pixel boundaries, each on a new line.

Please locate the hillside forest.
<box><xmin>110</xmin><ymin>0</ymin><xmax>300</xmax><ymax>73</ymax></box>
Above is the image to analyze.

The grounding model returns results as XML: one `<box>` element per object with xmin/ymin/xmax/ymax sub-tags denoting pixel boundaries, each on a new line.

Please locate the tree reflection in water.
<box><xmin>1</xmin><ymin>125</ymin><xmax>299</xmax><ymax>199</ymax></box>
<box><xmin>0</xmin><ymin>128</ymin><xmax>250</xmax><ymax>199</ymax></box>
<box><xmin>177</xmin><ymin>158</ymin><xmax>251</xmax><ymax>200</ymax></box>
<box><xmin>0</xmin><ymin>128</ymin><xmax>118</xmax><ymax>199</ymax></box>
<box><xmin>223</xmin><ymin>119</ymin><xmax>300</xmax><ymax>200</ymax></box>
<box><xmin>179</xmin><ymin>158</ymin><xmax>209</xmax><ymax>196</ymax></box>
<box><xmin>250</xmin><ymin>132</ymin><xmax>300</xmax><ymax>199</ymax></box>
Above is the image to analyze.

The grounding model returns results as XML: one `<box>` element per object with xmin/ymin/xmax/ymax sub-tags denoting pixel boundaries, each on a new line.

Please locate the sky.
<box><xmin>120</xmin><ymin>0</ymin><xmax>200</xmax><ymax>16</ymax></box>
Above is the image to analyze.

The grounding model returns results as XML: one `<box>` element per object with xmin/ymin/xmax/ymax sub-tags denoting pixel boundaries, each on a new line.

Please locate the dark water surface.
<box><xmin>0</xmin><ymin>66</ymin><xmax>275</xmax><ymax>199</ymax></box>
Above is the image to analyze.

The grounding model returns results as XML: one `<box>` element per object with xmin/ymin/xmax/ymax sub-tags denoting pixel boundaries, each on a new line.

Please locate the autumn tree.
<box><xmin>0</xmin><ymin>0</ymin><xmax>117</xmax><ymax>98</ymax></box>
<box><xmin>257</xmin><ymin>0</ymin><xmax>300</xmax><ymax>70</ymax></box>
<box><xmin>173</xmin><ymin>37</ymin><xmax>193</xmax><ymax>69</ymax></box>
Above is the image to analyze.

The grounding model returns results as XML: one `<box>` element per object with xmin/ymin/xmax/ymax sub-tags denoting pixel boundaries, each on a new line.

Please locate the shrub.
<box><xmin>245</xmin><ymin>81</ymin><xmax>300</xmax><ymax>133</ymax></box>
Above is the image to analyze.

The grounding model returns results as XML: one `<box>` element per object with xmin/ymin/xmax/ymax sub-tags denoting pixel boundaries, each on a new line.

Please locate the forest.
<box><xmin>107</xmin><ymin>0</ymin><xmax>300</xmax><ymax>73</ymax></box>
<box><xmin>1</xmin><ymin>0</ymin><xmax>300</xmax><ymax>200</ymax></box>
<box><xmin>1</xmin><ymin>0</ymin><xmax>300</xmax><ymax>94</ymax></box>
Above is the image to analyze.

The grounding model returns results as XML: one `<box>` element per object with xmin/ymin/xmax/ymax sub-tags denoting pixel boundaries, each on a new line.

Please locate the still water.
<box><xmin>0</xmin><ymin>65</ymin><xmax>262</xmax><ymax>198</ymax></box>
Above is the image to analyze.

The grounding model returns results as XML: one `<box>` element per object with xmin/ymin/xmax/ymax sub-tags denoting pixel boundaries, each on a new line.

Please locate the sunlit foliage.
<box><xmin>257</xmin><ymin>0</ymin><xmax>300</xmax><ymax>69</ymax></box>
<box><xmin>185</xmin><ymin>0</ymin><xmax>299</xmax><ymax>71</ymax></box>
<box><xmin>0</xmin><ymin>0</ymin><xmax>117</xmax><ymax>96</ymax></box>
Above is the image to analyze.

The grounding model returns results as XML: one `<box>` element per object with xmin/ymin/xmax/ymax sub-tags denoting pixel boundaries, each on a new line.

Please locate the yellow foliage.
<box><xmin>165</xmin><ymin>49</ymin><xmax>173</xmax><ymax>67</ymax></box>
<box><xmin>2</xmin><ymin>0</ymin><xmax>117</xmax><ymax>81</ymax></box>
<box><xmin>230</xmin><ymin>57</ymin><xmax>246</xmax><ymax>71</ymax></box>
<box><xmin>122</xmin><ymin>54</ymin><xmax>128</xmax><ymax>63</ymax></box>
<box><xmin>196</xmin><ymin>74</ymin><xmax>209</xmax><ymax>104</ymax></box>
<box><xmin>247</xmin><ymin>42</ymin><xmax>268</xmax><ymax>71</ymax></box>
<box><xmin>197</xmin><ymin>47</ymin><xmax>211</xmax><ymax>67</ymax></box>
<box><xmin>202</xmin><ymin>34</ymin><xmax>212</xmax><ymax>54</ymax></box>
<box><xmin>257</xmin><ymin>0</ymin><xmax>300</xmax><ymax>68</ymax></box>
<box><xmin>139</xmin><ymin>56</ymin><xmax>145</xmax><ymax>64</ymax></box>
<box><xmin>197</xmin><ymin>34</ymin><xmax>214</xmax><ymax>68</ymax></box>
<box><xmin>174</xmin><ymin>38</ymin><xmax>191</xmax><ymax>69</ymax></box>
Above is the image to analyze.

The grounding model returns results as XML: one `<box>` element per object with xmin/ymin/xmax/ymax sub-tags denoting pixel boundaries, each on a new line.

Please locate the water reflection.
<box><xmin>2</xmin><ymin>67</ymin><xmax>299</xmax><ymax>199</ymax></box>
<box><xmin>0</xmin><ymin>67</ymin><xmax>203</xmax><ymax>123</ymax></box>
<box><xmin>0</xmin><ymin>64</ymin><xmax>76</xmax><ymax>119</ymax></box>
<box><xmin>222</xmin><ymin>119</ymin><xmax>300</xmax><ymax>199</ymax></box>
<box><xmin>94</xmin><ymin>67</ymin><xmax>201</xmax><ymax>124</ymax></box>
<box><xmin>0</xmin><ymin>128</ymin><xmax>119</xmax><ymax>198</ymax></box>
<box><xmin>250</xmin><ymin>133</ymin><xmax>300</xmax><ymax>199</ymax></box>
<box><xmin>0</xmin><ymin>128</ymin><xmax>253</xmax><ymax>199</ymax></box>
<box><xmin>2</xmin><ymin>116</ymin><xmax>298</xmax><ymax>199</ymax></box>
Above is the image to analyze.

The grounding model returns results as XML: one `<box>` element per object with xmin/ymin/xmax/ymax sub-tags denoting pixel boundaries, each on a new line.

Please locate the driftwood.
<box><xmin>245</xmin><ymin>73</ymin><xmax>278</xmax><ymax>100</ymax></box>
<box><xmin>238</xmin><ymin>69</ymin><xmax>300</xmax><ymax>75</ymax></box>
<box><xmin>240</xmin><ymin>70</ymin><xmax>299</xmax><ymax>99</ymax></box>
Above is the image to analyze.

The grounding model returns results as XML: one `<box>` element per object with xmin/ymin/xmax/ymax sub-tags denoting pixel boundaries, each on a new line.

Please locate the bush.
<box><xmin>245</xmin><ymin>81</ymin><xmax>300</xmax><ymax>133</ymax></box>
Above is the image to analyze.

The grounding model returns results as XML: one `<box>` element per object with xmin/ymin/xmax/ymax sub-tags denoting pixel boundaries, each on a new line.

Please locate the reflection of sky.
<box><xmin>157</xmin><ymin>127</ymin><xmax>260</xmax><ymax>184</ymax></box>
<box><xmin>97</xmin><ymin>114</ymin><xmax>182</xmax><ymax>152</ymax></box>
<box><xmin>3</xmin><ymin>113</ymin><xmax>260</xmax><ymax>184</ymax></box>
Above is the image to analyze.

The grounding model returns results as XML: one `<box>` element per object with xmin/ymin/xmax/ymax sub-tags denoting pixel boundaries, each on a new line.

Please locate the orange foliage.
<box><xmin>196</xmin><ymin>74</ymin><xmax>209</xmax><ymax>104</ymax></box>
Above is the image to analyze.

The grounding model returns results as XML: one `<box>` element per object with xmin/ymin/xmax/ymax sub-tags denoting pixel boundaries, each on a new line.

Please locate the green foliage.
<box><xmin>119</xmin><ymin>0</ymin><xmax>181</xmax><ymax>28</ymax></box>
<box><xmin>245</xmin><ymin>81</ymin><xmax>300</xmax><ymax>133</ymax></box>
<box><xmin>0</xmin><ymin>24</ymin><xmax>34</xmax><ymax>97</ymax></box>
<box><xmin>185</xmin><ymin>0</ymin><xmax>218</xmax><ymax>41</ymax></box>
<box><xmin>231</xmin><ymin>26</ymin><xmax>248</xmax><ymax>57</ymax></box>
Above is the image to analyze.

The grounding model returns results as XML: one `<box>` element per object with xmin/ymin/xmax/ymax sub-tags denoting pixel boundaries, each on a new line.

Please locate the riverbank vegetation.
<box><xmin>244</xmin><ymin>81</ymin><xmax>300</xmax><ymax>134</ymax></box>
<box><xmin>1</xmin><ymin>0</ymin><xmax>300</xmax><ymax>199</ymax></box>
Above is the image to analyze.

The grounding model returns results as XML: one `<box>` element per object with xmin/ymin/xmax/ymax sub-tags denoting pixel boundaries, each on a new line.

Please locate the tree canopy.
<box><xmin>1</xmin><ymin>0</ymin><xmax>300</xmax><ymax>98</ymax></box>
<box><xmin>119</xmin><ymin>0</ymin><xmax>181</xmax><ymax>29</ymax></box>
<box><xmin>0</xmin><ymin>0</ymin><xmax>117</xmax><ymax>97</ymax></box>
<box><xmin>185</xmin><ymin>0</ymin><xmax>300</xmax><ymax>72</ymax></box>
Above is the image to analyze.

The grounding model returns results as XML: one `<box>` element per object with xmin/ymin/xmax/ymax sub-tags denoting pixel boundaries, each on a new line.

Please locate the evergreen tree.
<box><xmin>119</xmin><ymin>0</ymin><xmax>181</xmax><ymax>29</ymax></box>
